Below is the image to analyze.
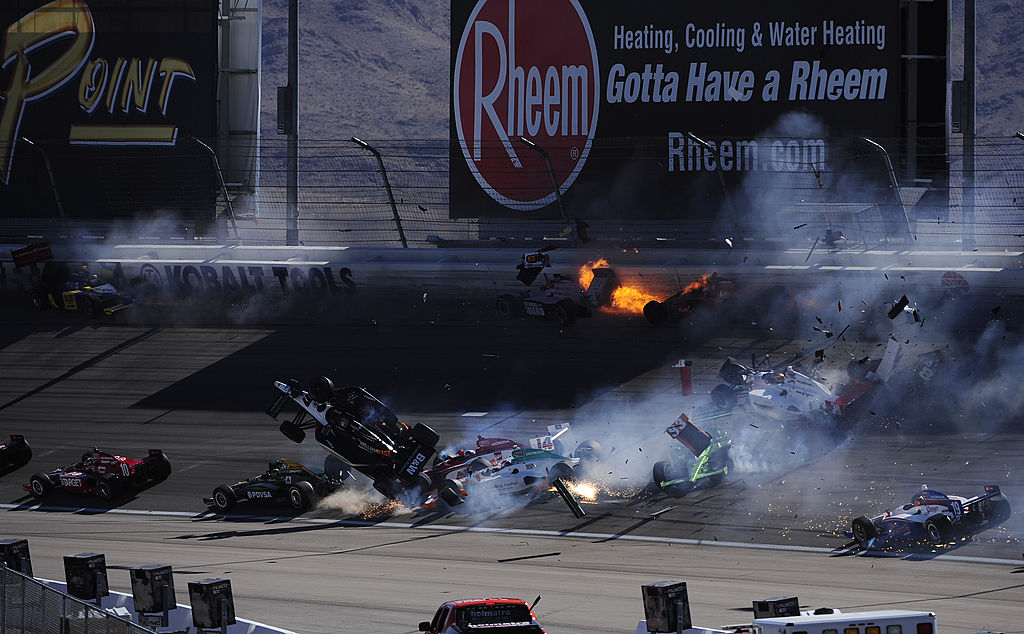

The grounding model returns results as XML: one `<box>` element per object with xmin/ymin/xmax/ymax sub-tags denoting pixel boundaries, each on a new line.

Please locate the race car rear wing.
<box><xmin>963</xmin><ymin>485</ymin><xmax>1002</xmax><ymax>510</ymax></box>
<box><xmin>666</xmin><ymin>413</ymin><xmax>712</xmax><ymax>458</ymax></box>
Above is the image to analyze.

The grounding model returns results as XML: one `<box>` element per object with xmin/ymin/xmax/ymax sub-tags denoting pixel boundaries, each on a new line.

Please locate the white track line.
<box><xmin>3</xmin><ymin>504</ymin><xmax>1019</xmax><ymax>566</ymax></box>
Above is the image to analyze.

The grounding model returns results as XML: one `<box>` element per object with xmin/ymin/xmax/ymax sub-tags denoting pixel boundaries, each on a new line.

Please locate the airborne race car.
<box><xmin>0</xmin><ymin>435</ymin><xmax>32</xmax><ymax>472</ymax></box>
<box><xmin>268</xmin><ymin>377</ymin><xmax>440</xmax><ymax>502</ymax></box>
<box><xmin>25</xmin><ymin>448</ymin><xmax>171</xmax><ymax>501</ymax></box>
<box><xmin>652</xmin><ymin>414</ymin><xmax>732</xmax><ymax>496</ymax></box>
<box><xmin>204</xmin><ymin>459</ymin><xmax>343</xmax><ymax>512</ymax></box>
<box><xmin>849</xmin><ymin>484</ymin><xmax>1011</xmax><ymax>548</ymax></box>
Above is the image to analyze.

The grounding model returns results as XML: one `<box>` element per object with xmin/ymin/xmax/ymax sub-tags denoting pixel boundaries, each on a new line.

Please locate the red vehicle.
<box><xmin>419</xmin><ymin>597</ymin><xmax>545</xmax><ymax>634</ymax></box>
<box><xmin>0</xmin><ymin>434</ymin><xmax>32</xmax><ymax>471</ymax></box>
<box><xmin>25</xmin><ymin>448</ymin><xmax>171</xmax><ymax>501</ymax></box>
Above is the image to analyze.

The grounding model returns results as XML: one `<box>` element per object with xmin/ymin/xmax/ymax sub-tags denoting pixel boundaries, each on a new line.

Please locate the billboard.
<box><xmin>0</xmin><ymin>0</ymin><xmax>217</xmax><ymax>222</ymax></box>
<box><xmin>450</xmin><ymin>0</ymin><xmax>937</xmax><ymax>221</ymax></box>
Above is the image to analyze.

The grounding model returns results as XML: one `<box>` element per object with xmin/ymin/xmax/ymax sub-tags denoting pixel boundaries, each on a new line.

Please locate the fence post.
<box><xmin>516</xmin><ymin>136</ymin><xmax>581</xmax><ymax>246</ymax></box>
<box><xmin>858</xmin><ymin>137</ymin><xmax>914</xmax><ymax>241</ymax></box>
<box><xmin>190</xmin><ymin>137</ymin><xmax>242</xmax><ymax>244</ymax></box>
<box><xmin>350</xmin><ymin>137</ymin><xmax>408</xmax><ymax>248</ymax></box>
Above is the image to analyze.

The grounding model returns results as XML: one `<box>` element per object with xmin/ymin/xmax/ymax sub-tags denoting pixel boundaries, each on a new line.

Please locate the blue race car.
<box><xmin>849</xmin><ymin>484</ymin><xmax>1010</xmax><ymax>547</ymax></box>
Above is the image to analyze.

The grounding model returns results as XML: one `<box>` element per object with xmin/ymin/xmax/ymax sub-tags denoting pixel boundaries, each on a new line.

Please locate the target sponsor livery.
<box><xmin>453</xmin><ymin>0</ymin><xmax>599</xmax><ymax>211</ymax></box>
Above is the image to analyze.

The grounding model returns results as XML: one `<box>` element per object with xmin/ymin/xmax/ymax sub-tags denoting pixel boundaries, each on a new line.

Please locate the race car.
<box><xmin>652</xmin><ymin>414</ymin><xmax>732</xmax><ymax>496</ymax></box>
<box><xmin>848</xmin><ymin>484</ymin><xmax>1011</xmax><ymax>547</ymax></box>
<box><xmin>204</xmin><ymin>459</ymin><xmax>343</xmax><ymax>512</ymax></box>
<box><xmin>423</xmin><ymin>423</ymin><xmax>575</xmax><ymax>486</ymax></box>
<box><xmin>0</xmin><ymin>434</ymin><xmax>32</xmax><ymax>472</ymax></box>
<box><xmin>268</xmin><ymin>376</ymin><xmax>440</xmax><ymax>501</ymax></box>
<box><xmin>25</xmin><ymin>448</ymin><xmax>171</xmax><ymax>501</ymax></box>
<box><xmin>31</xmin><ymin>261</ymin><xmax>136</xmax><ymax>317</ymax></box>
<box><xmin>642</xmin><ymin>272</ymin><xmax>734</xmax><ymax>325</ymax></box>
<box><xmin>423</xmin><ymin>446</ymin><xmax>582</xmax><ymax>513</ymax></box>
<box><xmin>419</xmin><ymin>597</ymin><xmax>545</xmax><ymax>634</ymax></box>
<box><xmin>496</xmin><ymin>271</ymin><xmax>617</xmax><ymax>326</ymax></box>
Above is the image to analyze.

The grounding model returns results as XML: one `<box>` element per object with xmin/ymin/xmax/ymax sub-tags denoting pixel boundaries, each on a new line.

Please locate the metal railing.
<box><xmin>1</xmin><ymin>566</ymin><xmax>154</xmax><ymax>634</ymax></box>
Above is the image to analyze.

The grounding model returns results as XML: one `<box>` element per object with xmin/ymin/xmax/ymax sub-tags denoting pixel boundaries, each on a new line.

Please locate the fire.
<box><xmin>681</xmin><ymin>273</ymin><xmax>711</xmax><ymax>294</ymax></box>
<box><xmin>578</xmin><ymin>258</ymin><xmax>610</xmax><ymax>289</ymax></box>
<box><xmin>603</xmin><ymin>285</ymin><xmax>660</xmax><ymax>314</ymax></box>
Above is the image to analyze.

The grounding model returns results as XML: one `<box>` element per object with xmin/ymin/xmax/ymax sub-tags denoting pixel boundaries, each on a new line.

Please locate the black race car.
<box><xmin>204</xmin><ymin>459</ymin><xmax>343</xmax><ymax>512</ymax></box>
<box><xmin>267</xmin><ymin>377</ymin><xmax>440</xmax><ymax>502</ymax></box>
<box><xmin>0</xmin><ymin>435</ymin><xmax>32</xmax><ymax>472</ymax></box>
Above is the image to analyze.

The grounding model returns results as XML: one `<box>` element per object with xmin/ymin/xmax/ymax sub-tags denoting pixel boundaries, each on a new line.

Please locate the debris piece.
<box><xmin>836</xmin><ymin>324</ymin><xmax>850</xmax><ymax>339</ymax></box>
<box><xmin>497</xmin><ymin>552</ymin><xmax>561</xmax><ymax>563</ymax></box>
<box><xmin>649</xmin><ymin>506</ymin><xmax>677</xmax><ymax>518</ymax></box>
<box><xmin>749</xmin><ymin>424</ymin><xmax>759</xmax><ymax>429</ymax></box>
<box><xmin>887</xmin><ymin>295</ymin><xmax>910</xmax><ymax>319</ymax></box>
<box><xmin>793</xmin><ymin>223</ymin><xmax>807</xmax><ymax>229</ymax></box>
<box><xmin>838</xmin><ymin>300</ymin><xmax>842</xmax><ymax>312</ymax></box>
<box><xmin>992</xmin><ymin>306</ymin><xmax>1002</xmax><ymax>315</ymax></box>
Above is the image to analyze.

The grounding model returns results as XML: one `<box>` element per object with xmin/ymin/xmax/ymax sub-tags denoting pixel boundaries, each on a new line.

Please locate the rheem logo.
<box><xmin>453</xmin><ymin>0</ymin><xmax>599</xmax><ymax>211</ymax></box>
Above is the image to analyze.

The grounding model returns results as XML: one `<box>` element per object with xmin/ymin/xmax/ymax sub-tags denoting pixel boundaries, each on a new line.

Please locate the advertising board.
<box><xmin>450</xmin><ymin>0</ymin><xmax>943</xmax><ymax>221</ymax></box>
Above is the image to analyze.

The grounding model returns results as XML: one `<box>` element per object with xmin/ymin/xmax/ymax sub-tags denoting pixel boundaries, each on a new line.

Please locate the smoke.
<box><xmin>319</xmin><ymin>484</ymin><xmax>409</xmax><ymax>519</ymax></box>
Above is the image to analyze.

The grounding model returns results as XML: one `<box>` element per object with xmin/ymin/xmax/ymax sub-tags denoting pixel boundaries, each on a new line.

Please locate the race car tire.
<box><xmin>309</xmin><ymin>376</ymin><xmax>335</xmax><ymax>404</ymax></box>
<box><xmin>851</xmin><ymin>516</ymin><xmax>878</xmax><ymax>544</ymax></box>
<box><xmin>288</xmin><ymin>480</ymin><xmax>319</xmax><ymax>511</ymax></box>
<box><xmin>642</xmin><ymin>300</ymin><xmax>670</xmax><ymax>326</ymax></box>
<box><xmin>212</xmin><ymin>485</ymin><xmax>236</xmax><ymax>512</ymax></box>
<box><xmin>548</xmin><ymin>461</ymin><xmax>575</xmax><ymax>483</ymax></box>
<box><xmin>495</xmin><ymin>294</ymin><xmax>522</xmax><ymax>318</ymax></box>
<box><xmin>280</xmin><ymin>421</ymin><xmax>306</xmax><ymax>443</ymax></box>
<box><xmin>414</xmin><ymin>471</ymin><xmax>433</xmax><ymax>494</ymax></box>
<box><xmin>81</xmin><ymin>297</ymin><xmax>98</xmax><ymax>318</ymax></box>
<box><xmin>97</xmin><ymin>474</ymin><xmax>124</xmax><ymax>501</ymax></box>
<box><xmin>9</xmin><ymin>440</ymin><xmax>31</xmax><ymax>468</ymax></box>
<box><xmin>988</xmin><ymin>495</ymin><xmax>1011</xmax><ymax>524</ymax></box>
<box><xmin>719</xmin><ymin>362</ymin><xmax>747</xmax><ymax>387</ymax></box>
<box><xmin>925</xmin><ymin>515</ymin><xmax>953</xmax><ymax>543</ymax></box>
<box><xmin>574</xmin><ymin>440</ymin><xmax>604</xmax><ymax>468</ymax></box>
<box><xmin>652</xmin><ymin>461</ymin><xmax>671</xmax><ymax>486</ymax></box>
<box><xmin>28</xmin><ymin>473</ymin><xmax>53</xmax><ymax>498</ymax></box>
<box><xmin>323</xmin><ymin>454</ymin><xmax>351</xmax><ymax>481</ymax></box>
<box><xmin>467</xmin><ymin>457</ymin><xmax>492</xmax><ymax>475</ymax></box>
<box><xmin>439</xmin><ymin>480</ymin><xmax>463</xmax><ymax>507</ymax></box>
<box><xmin>152</xmin><ymin>453</ymin><xmax>172</xmax><ymax>481</ymax></box>
<box><xmin>552</xmin><ymin>299</ymin><xmax>577</xmax><ymax>326</ymax></box>
<box><xmin>711</xmin><ymin>384</ymin><xmax>739</xmax><ymax>411</ymax></box>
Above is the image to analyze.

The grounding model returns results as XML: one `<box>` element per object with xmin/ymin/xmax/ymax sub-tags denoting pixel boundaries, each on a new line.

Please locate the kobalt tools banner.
<box><xmin>0</xmin><ymin>0</ymin><xmax>217</xmax><ymax>221</ymax></box>
<box><xmin>450</xmin><ymin>0</ymin><xmax>902</xmax><ymax>219</ymax></box>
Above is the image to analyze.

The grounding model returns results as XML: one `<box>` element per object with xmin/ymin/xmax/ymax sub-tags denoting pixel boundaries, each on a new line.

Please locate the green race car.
<box><xmin>204</xmin><ymin>458</ymin><xmax>342</xmax><ymax>513</ymax></box>
<box><xmin>652</xmin><ymin>413</ymin><xmax>732</xmax><ymax>496</ymax></box>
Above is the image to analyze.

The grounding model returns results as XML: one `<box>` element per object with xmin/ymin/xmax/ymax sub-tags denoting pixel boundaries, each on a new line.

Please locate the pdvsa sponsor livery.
<box><xmin>452</xmin><ymin>0</ymin><xmax>600</xmax><ymax>211</ymax></box>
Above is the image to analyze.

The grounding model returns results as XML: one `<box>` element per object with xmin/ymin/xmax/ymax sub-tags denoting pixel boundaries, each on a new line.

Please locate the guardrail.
<box><xmin>1</xmin><ymin>565</ymin><xmax>153</xmax><ymax>634</ymax></box>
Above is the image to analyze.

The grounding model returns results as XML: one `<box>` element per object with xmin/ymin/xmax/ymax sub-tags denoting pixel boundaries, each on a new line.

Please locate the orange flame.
<box><xmin>681</xmin><ymin>273</ymin><xmax>711</xmax><ymax>294</ymax></box>
<box><xmin>603</xmin><ymin>285</ymin><xmax>660</xmax><ymax>314</ymax></box>
<box><xmin>578</xmin><ymin>258</ymin><xmax>610</xmax><ymax>289</ymax></box>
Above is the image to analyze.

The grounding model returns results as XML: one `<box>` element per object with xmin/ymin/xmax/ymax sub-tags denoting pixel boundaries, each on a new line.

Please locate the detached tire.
<box><xmin>29</xmin><ymin>473</ymin><xmax>53</xmax><ymax>498</ymax></box>
<box><xmin>288</xmin><ymin>480</ymin><xmax>319</xmax><ymax>511</ymax></box>
<box><xmin>851</xmin><ymin>516</ymin><xmax>878</xmax><ymax>544</ymax></box>
<box><xmin>212</xmin><ymin>485</ymin><xmax>236</xmax><ymax>512</ymax></box>
<box><xmin>925</xmin><ymin>515</ymin><xmax>953</xmax><ymax>544</ymax></box>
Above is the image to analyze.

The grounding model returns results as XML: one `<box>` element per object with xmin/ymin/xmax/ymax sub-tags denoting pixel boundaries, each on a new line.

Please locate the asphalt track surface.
<box><xmin>0</xmin><ymin>289</ymin><xmax>1022</xmax><ymax>633</ymax></box>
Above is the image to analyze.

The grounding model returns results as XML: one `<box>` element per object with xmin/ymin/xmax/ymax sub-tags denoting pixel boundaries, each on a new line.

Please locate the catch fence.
<box><xmin>0</xmin><ymin>566</ymin><xmax>153</xmax><ymax>634</ymax></box>
<box><xmin>3</xmin><ymin>135</ymin><xmax>1023</xmax><ymax>250</ymax></box>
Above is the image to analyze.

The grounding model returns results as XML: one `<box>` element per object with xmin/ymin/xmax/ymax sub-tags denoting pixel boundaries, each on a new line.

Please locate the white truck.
<box><xmin>637</xmin><ymin>608</ymin><xmax>937</xmax><ymax>634</ymax></box>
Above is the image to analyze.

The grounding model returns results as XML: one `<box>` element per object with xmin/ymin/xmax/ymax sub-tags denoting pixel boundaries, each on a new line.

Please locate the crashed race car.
<box><xmin>848</xmin><ymin>484</ymin><xmax>1011</xmax><ymax>548</ymax></box>
<box><xmin>268</xmin><ymin>377</ymin><xmax>440</xmax><ymax>502</ymax></box>
<box><xmin>708</xmin><ymin>341</ymin><xmax>905</xmax><ymax>425</ymax></box>
<box><xmin>419</xmin><ymin>597</ymin><xmax>545</xmax><ymax>634</ymax></box>
<box><xmin>424</xmin><ymin>423</ymin><xmax>573</xmax><ymax>486</ymax></box>
<box><xmin>204</xmin><ymin>459</ymin><xmax>343</xmax><ymax>512</ymax></box>
<box><xmin>25</xmin><ymin>448</ymin><xmax>171</xmax><ymax>501</ymax></box>
<box><xmin>0</xmin><ymin>434</ymin><xmax>32</xmax><ymax>472</ymax></box>
<box><xmin>496</xmin><ymin>250</ymin><xmax>618</xmax><ymax>326</ymax></box>
<box><xmin>423</xmin><ymin>445</ymin><xmax>589</xmax><ymax>518</ymax></box>
<box><xmin>31</xmin><ymin>262</ymin><xmax>136</xmax><ymax>317</ymax></box>
<box><xmin>642</xmin><ymin>272</ymin><xmax>733</xmax><ymax>326</ymax></box>
<box><xmin>652</xmin><ymin>414</ymin><xmax>732</xmax><ymax>496</ymax></box>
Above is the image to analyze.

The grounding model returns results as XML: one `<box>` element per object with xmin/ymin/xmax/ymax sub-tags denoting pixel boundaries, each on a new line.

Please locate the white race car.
<box><xmin>848</xmin><ymin>484</ymin><xmax>1011</xmax><ymax>547</ymax></box>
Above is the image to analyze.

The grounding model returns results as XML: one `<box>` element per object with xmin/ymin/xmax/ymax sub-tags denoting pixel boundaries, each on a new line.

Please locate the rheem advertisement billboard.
<box><xmin>450</xmin><ymin>0</ymin><xmax>936</xmax><ymax>221</ymax></box>
<box><xmin>0</xmin><ymin>0</ymin><xmax>217</xmax><ymax>223</ymax></box>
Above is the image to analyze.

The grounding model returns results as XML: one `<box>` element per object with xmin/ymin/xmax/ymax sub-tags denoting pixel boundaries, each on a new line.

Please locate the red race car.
<box><xmin>419</xmin><ymin>597</ymin><xmax>545</xmax><ymax>634</ymax></box>
<box><xmin>25</xmin><ymin>448</ymin><xmax>171</xmax><ymax>501</ymax></box>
